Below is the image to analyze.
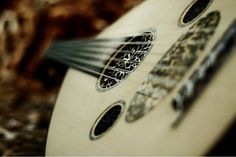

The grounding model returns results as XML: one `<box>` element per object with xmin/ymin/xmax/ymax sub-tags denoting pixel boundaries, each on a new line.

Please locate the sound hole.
<box><xmin>90</xmin><ymin>101</ymin><xmax>125</xmax><ymax>140</ymax></box>
<box><xmin>179</xmin><ymin>0</ymin><xmax>212</xmax><ymax>26</ymax></box>
<box><xmin>97</xmin><ymin>28</ymin><xmax>156</xmax><ymax>92</ymax></box>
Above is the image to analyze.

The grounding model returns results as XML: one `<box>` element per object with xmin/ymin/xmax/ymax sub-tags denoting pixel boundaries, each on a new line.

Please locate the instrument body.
<box><xmin>46</xmin><ymin>0</ymin><xmax>236</xmax><ymax>155</ymax></box>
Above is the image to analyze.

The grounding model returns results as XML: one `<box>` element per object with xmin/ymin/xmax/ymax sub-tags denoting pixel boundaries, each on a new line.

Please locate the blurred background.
<box><xmin>0</xmin><ymin>0</ymin><xmax>143</xmax><ymax>155</ymax></box>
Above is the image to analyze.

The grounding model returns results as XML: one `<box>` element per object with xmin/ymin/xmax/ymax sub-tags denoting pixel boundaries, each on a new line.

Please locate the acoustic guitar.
<box><xmin>46</xmin><ymin>0</ymin><xmax>236</xmax><ymax>155</ymax></box>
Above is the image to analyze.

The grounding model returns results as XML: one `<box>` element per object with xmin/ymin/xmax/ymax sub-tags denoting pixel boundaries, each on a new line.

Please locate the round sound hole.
<box><xmin>89</xmin><ymin>101</ymin><xmax>125</xmax><ymax>140</ymax></box>
<box><xmin>97</xmin><ymin>28</ymin><xmax>156</xmax><ymax>92</ymax></box>
<box><xmin>179</xmin><ymin>0</ymin><xmax>213</xmax><ymax>26</ymax></box>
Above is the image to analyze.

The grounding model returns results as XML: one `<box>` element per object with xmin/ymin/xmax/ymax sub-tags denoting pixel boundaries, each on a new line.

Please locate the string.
<box><xmin>53</xmin><ymin>40</ymin><xmax>157</xmax><ymax>47</ymax></box>
<box><xmin>51</xmin><ymin>28</ymin><xmax>186</xmax><ymax>48</ymax></box>
<box><xmin>46</xmin><ymin>49</ymin><xmax>187</xmax><ymax>77</ymax></box>
<box><xmin>47</xmin><ymin>46</ymin><xmax>163</xmax><ymax>61</ymax></box>
<box><xmin>48</xmin><ymin>45</ymin><xmax>163</xmax><ymax>56</ymax></box>
<box><xmin>51</xmin><ymin>38</ymin><xmax>172</xmax><ymax>50</ymax></box>
<box><xmin>49</xmin><ymin>36</ymin><xmax>173</xmax><ymax>58</ymax></box>
<box><xmin>48</xmin><ymin>41</ymin><xmax>166</xmax><ymax>64</ymax></box>
<box><xmin>46</xmin><ymin>53</ymin><xmax>154</xmax><ymax>87</ymax></box>
<box><xmin>53</xmin><ymin>31</ymin><xmax>155</xmax><ymax>45</ymax></box>
<box><xmin>47</xmin><ymin>51</ymin><xmax>146</xmax><ymax>74</ymax></box>
<box><xmin>46</xmin><ymin>51</ymin><xmax>187</xmax><ymax>91</ymax></box>
<box><xmin>46</xmin><ymin>46</ymin><xmax>164</xmax><ymax>70</ymax></box>
<box><xmin>46</xmin><ymin>53</ymin><xmax>125</xmax><ymax>81</ymax></box>
<box><xmin>45</xmin><ymin>33</ymin><xmax>189</xmax><ymax>88</ymax></box>
<box><xmin>46</xmin><ymin>37</ymin><xmax>181</xmax><ymax>76</ymax></box>
<box><xmin>47</xmin><ymin>35</ymin><xmax>188</xmax><ymax>73</ymax></box>
<box><xmin>44</xmin><ymin>31</ymin><xmax>163</xmax><ymax>83</ymax></box>
<box><xmin>46</xmin><ymin>52</ymin><xmax>133</xmax><ymax>74</ymax></box>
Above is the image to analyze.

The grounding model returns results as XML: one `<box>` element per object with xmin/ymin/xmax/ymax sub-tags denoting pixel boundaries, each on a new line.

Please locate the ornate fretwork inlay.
<box><xmin>126</xmin><ymin>11</ymin><xmax>221</xmax><ymax>122</ymax></box>
<box><xmin>97</xmin><ymin>28</ymin><xmax>157</xmax><ymax>91</ymax></box>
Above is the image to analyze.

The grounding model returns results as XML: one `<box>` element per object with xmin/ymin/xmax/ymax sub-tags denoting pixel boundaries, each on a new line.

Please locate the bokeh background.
<box><xmin>0</xmin><ymin>0</ymin><xmax>143</xmax><ymax>155</ymax></box>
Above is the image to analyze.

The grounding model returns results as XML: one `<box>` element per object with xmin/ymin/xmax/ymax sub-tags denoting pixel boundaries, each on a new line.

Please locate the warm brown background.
<box><xmin>0</xmin><ymin>0</ymin><xmax>143</xmax><ymax>155</ymax></box>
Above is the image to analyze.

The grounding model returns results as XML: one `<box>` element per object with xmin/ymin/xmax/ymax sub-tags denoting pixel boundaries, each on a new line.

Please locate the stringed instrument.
<box><xmin>46</xmin><ymin>0</ymin><xmax>236</xmax><ymax>155</ymax></box>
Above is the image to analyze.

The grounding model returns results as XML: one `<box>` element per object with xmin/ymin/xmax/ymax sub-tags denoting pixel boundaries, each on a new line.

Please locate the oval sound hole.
<box><xmin>179</xmin><ymin>0</ymin><xmax>212</xmax><ymax>26</ymax></box>
<box><xmin>97</xmin><ymin>28</ymin><xmax>156</xmax><ymax>92</ymax></box>
<box><xmin>90</xmin><ymin>101</ymin><xmax>125</xmax><ymax>140</ymax></box>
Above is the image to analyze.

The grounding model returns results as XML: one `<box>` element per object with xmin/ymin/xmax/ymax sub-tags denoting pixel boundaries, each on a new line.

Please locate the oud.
<box><xmin>46</xmin><ymin>0</ymin><xmax>236</xmax><ymax>155</ymax></box>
